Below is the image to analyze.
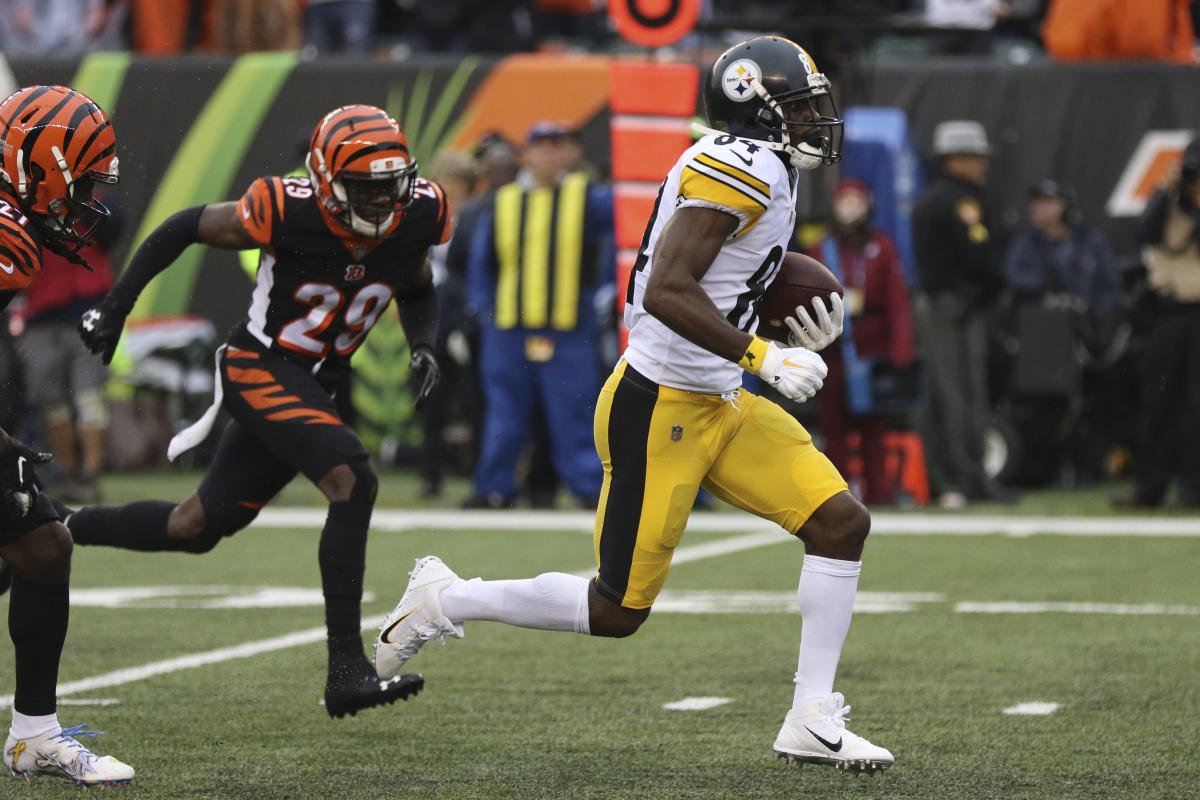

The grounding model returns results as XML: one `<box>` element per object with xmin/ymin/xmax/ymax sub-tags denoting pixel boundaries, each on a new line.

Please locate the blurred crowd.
<box><xmin>0</xmin><ymin>1</ymin><xmax>1197</xmax><ymax>63</ymax></box>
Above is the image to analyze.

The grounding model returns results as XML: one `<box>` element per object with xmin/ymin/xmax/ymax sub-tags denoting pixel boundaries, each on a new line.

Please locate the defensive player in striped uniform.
<box><xmin>375</xmin><ymin>37</ymin><xmax>894</xmax><ymax>772</ymax></box>
<box><xmin>0</xmin><ymin>85</ymin><xmax>134</xmax><ymax>787</ymax></box>
<box><xmin>73</xmin><ymin>105</ymin><xmax>447</xmax><ymax>719</ymax></box>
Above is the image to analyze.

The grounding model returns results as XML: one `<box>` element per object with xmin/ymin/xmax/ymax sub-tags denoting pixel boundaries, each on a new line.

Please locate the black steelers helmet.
<box><xmin>698</xmin><ymin>36</ymin><xmax>842</xmax><ymax>170</ymax></box>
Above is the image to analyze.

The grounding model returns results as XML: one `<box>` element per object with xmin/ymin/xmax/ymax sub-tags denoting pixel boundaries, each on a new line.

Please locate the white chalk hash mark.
<box><xmin>663</xmin><ymin>697</ymin><xmax>732</xmax><ymax>711</ymax></box>
<box><xmin>1003</xmin><ymin>702</ymin><xmax>1062</xmax><ymax>715</ymax></box>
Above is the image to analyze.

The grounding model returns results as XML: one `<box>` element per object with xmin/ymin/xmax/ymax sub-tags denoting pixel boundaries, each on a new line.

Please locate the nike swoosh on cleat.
<box><xmin>804</xmin><ymin>725</ymin><xmax>843</xmax><ymax>752</ymax></box>
<box><xmin>379</xmin><ymin>606</ymin><xmax>421</xmax><ymax>644</ymax></box>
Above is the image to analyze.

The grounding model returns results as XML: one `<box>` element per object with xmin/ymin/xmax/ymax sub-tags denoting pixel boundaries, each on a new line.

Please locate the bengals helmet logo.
<box><xmin>345</xmin><ymin>264</ymin><xmax>366</xmax><ymax>281</ymax></box>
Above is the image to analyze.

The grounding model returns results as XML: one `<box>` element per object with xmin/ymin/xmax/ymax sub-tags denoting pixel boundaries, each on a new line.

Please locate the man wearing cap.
<box><xmin>911</xmin><ymin>120</ymin><xmax>1008</xmax><ymax>507</ymax></box>
<box><xmin>463</xmin><ymin>121</ymin><xmax>614</xmax><ymax>509</ymax></box>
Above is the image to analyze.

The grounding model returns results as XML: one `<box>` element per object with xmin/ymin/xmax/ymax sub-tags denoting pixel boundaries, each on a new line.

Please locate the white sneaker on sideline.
<box><xmin>374</xmin><ymin>556</ymin><xmax>464</xmax><ymax>679</ymax></box>
<box><xmin>5</xmin><ymin>724</ymin><xmax>134</xmax><ymax>786</ymax></box>
<box><xmin>773</xmin><ymin>692</ymin><xmax>893</xmax><ymax>774</ymax></box>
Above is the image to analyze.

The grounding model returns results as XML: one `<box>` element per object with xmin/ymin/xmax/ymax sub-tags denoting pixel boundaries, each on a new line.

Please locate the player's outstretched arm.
<box><xmin>643</xmin><ymin>206</ymin><xmax>826</xmax><ymax>403</ymax></box>
<box><xmin>395</xmin><ymin>254</ymin><xmax>441</xmax><ymax>408</ymax></box>
<box><xmin>643</xmin><ymin>205</ymin><xmax>747</xmax><ymax>362</ymax></box>
<box><xmin>78</xmin><ymin>203</ymin><xmax>256</xmax><ymax>364</ymax></box>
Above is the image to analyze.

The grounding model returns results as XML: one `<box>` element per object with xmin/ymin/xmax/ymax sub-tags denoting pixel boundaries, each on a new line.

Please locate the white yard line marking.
<box><xmin>252</xmin><ymin>508</ymin><xmax>1200</xmax><ymax>537</ymax></box>
<box><xmin>1003</xmin><ymin>702</ymin><xmax>1062</xmax><ymax>715</ymax></box>
<box><xmin>957</xmin><ymin>601</ymin><xmax>1200</xmax><ymax>615</ymax></box>
<box><xmin>651</xmin><ymin>590</ymin><xmax>942</xmax><ymax>614</ymax></box>
<box><xmin>0</xmin><ymin>615</ymin><xmax>385</xmax><ymax>707</ymax></box>
<box><xmin>0</xmin><ymin>530</ymin><xmax>788</xmax><ymax>706</ymax></box>
<box><xmin>663</xmin><ymin>697</ymin><xmax>731</xmax><ymax>711</ymax></box>
<box><xmin>0</xmin><ymin>698</ymin><xmax>120</xmax><ymax>709</ymax></box>
<box><xmin>70</xmin><ymin>586</ymin><xmax>373</xmax><ymax>609</ymax></box>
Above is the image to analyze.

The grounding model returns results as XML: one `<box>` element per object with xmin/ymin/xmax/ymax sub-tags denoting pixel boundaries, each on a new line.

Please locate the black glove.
<box><xmin>0</xmin><ymin>432</ymin><xmax>52</xmax><ymax>521</ymax></box>
<box><xmin>409</xmin><ymin>344</ymin><xmax>440</xmax><ymax>410</ymax></box>
<box><xmin>78</xmin><ymin>294</ymin><xmax>129</xmax><ymax>365</ymax></box>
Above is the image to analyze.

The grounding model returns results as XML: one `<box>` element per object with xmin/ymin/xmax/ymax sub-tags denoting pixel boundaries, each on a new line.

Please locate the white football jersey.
<box><xmin>624</xmin><ymin>134</ymin><xmax>798</xmax><ymax>393</ymax></box>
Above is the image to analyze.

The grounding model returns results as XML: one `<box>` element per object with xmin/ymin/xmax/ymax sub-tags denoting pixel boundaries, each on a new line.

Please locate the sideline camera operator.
<box><xmin>1117</xmin><ymin>139</ymin><xmax>1200</xmax><ymax>508</ymax></box>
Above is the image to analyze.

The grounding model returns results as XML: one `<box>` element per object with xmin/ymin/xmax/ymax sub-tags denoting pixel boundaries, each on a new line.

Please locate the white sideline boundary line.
<box><xmin>252</xmin><ymin>508</ymin><xmax>1200</xmax><ymax>538</ymax></box>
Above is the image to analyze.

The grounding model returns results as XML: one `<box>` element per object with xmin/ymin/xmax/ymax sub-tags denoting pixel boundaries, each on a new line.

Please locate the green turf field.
<box><xmin>3</xmin><ymin>471</ymin><xmax>1198</xmax><ymax>799</ymax></box>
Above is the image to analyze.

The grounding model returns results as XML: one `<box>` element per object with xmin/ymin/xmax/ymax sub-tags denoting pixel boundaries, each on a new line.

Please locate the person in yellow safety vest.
<box><xmin>463</xmin><ymin>121</ymin><xmax>614</xmax><ymax>509</ymax></box>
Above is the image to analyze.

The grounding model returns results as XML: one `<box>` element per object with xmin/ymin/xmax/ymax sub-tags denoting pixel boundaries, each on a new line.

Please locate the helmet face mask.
<box><xmin>701</xmin><ymin>37</ymin><xmax>843</xmax><ymax>170</ymax></box>
<box><xmin>41</xmin><ymin>169</ymin><xmax>118</xmax><ymax>245</ymax></box>
<box><xmin>307</xmin><ymin>105</ymin><xmax>417</xmax><ymax>239</ymax></box>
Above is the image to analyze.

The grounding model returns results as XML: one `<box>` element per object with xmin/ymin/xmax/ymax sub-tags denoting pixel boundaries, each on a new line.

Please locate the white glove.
<box><xmin>785</xmin><ymin>293</ymin><xmax>844</xmax><ymax>352</ymax></box>
<box><xmin>755</xmin><ymin>340</ymin><xmax>827</xmax><ymax>403</ymax></box>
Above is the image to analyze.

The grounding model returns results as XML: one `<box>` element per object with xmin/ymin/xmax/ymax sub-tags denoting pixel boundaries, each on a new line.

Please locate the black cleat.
<box><xmin>325</xmin><ymin>662</ymin><xmax>424</xmax><ymax>719</ymax></box>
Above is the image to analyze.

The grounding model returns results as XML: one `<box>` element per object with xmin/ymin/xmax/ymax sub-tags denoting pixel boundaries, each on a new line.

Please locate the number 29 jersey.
<box><xmin>234</xmin><ymin>174</ymin><xmax>450</xmax><ymax>364</ymax></box>
<box><xmin>623</xmin><ymin>134</ymin><xmax>798</xmax><ymax>394</ymax></box>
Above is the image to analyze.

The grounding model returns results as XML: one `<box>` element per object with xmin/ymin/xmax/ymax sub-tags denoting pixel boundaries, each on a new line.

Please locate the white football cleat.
<box><xmin>773</xmin><ymin>692</ymin><xmax>894</xmax><ymax>774</ymax></box>
<box><xmin>5</xmin><ymin>723</ymin><xmax>134</xmax><ymax>786</ymax></box>
<box><xmin>374</xmin><ymin>555</ymin><xmax>464</xmax><ymax>679</ymax></box>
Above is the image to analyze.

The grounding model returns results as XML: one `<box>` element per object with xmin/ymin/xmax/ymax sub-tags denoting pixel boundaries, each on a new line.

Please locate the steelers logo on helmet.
<box><xmin>701</xmin><ymin>36</ymin><xmax>844</xmax><ymax>171</ymax></box>
<box><xmin>722</xmin><ymin>59</ymin><xmax>761</xmax><ymax>102</ymax></box>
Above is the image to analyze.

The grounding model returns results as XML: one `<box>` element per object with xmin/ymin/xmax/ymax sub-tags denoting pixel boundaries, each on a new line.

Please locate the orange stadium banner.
<box><xmin>608</xmin><ymin>58</ymin><xmax>700</xmax><ymax>348</ymax></box>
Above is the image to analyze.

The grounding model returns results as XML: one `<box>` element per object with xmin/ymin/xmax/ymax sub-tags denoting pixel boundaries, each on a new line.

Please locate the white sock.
<box><xmin>793</xmin><ymin>554</ymin><xmax>861</xmax><ymax>707</ymax></box>
<box><xmin>440</xmin><ymin>572</ymin><xmax>591</xmax><ymax>634</ymax></box>
<box><xmin>10</xmin><ymin>710</ymin><xmax>60</xmax><ymax>741</ymax></box>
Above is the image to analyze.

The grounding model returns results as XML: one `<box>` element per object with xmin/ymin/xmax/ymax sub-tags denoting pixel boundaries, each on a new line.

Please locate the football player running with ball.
<box><xmin>73</xmin><ymin>105</ymin><xmax>448</xmax><ymax>718</ymax></box>
<box><xmin>375</xmin><ymin>37</ymin><xmax>893</xmax><ymax>773</ymax></box>
<box><xmin>0</xmin><ymin>85</ymin><xmax>134</xmax><ymax>786</ymax></box>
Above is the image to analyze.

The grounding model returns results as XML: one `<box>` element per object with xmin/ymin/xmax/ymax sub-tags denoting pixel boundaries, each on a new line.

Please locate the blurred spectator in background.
<box><xmin>129</xmin><ymin>0</ymin><xmax>209</xmax><ymax>54</ymax></box>
<box><xmin>1001</xmin><ymin>179</ymin><xmax>1122</xmax><ymax>485</ymax></box>
<box><xmin>925</xmin><ymin>0</ymin><xmax>1011</xmax><ymax>55</ymax></box>
<box><xmin>305</xmin><ymin>0</ymin><xmax>375</xmax><ymax>55</ymax></box>
<box><xmin>1114</xmin><ymin>140</ymin><xmax>1200</xmax><ymax>508</ymax></box>
<box><xmin>1042</xmin><ymin>0</ymin><xmax>1196</xmax><ymax>63</ymax></box>
<box><xmin>436</xmin><ymin>133</ymin><xmax>521</xmax><ymax>495</ymax></box>
<box><xmin>911</xmin><ymin>120</ymin><xmax>1010</xmax><ymax>508</ymax></box>
<box><xmin>811</xmin><ymin>179</ymin><xmax>916</xmax><ymax>506</ymax></box>
<box><xmin>532</xmin><ymin>0</ymin><xmax>607</xmax><ymax>49</ymax></box>
<box><xmin>393</xmin><ymin>0</ymin><xmax>536</xmax><ymax>54</ymax></box>
<box><xmin>0</xmin><ymin>0</ymin><xmax>107</xmax><ymax>57</ymax></box>
<box><xmin>417</xmin><ymin>149</ymin><xmax>478</xmax><ymax>498</ymax></box>
<box><xmin>463</xmin><ymin>121</ymin><xmax>613</xmax><ymax>509</ymax></box>
<box><xmin>10</xmin><ymin>201</ymin><xmax>122</xmax><ymax>504</ymax></box>
<box><xmin>215</xmin><ymin>0</ymin><xmax>301</xmax><ymax>53</ymax></box>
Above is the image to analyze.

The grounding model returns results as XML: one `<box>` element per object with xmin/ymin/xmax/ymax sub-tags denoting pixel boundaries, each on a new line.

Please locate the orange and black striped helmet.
<box><xmin>0</xmin><ymin>85</ymin><xmax>118</xmax><ymax>244</ymax></box>
<box><xmin>305</xmin><ymin>104</ymin><xmax>417</xmax><ymax>238</ymax></box>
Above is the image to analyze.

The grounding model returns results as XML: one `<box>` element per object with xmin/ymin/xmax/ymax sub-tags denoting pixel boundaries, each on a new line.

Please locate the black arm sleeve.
<box><xmin>107</xmin><ymin>205</ymin><xmax>205</xmax><ymax>312</ymax></box>
<box><xmin>396</xmin><ymin>280</ymin><xmax>439</xmax><ymax>353</ymax></box>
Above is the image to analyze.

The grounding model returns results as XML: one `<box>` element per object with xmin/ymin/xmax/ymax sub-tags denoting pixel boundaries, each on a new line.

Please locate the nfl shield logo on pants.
<box><xmin>670</xmin><ymin>425</ymin><xmax>683</xmax><ymax>442</ymax></box>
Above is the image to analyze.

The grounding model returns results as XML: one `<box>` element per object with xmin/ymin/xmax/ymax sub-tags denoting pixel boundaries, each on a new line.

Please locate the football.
<box><xmin>756</xmin><ymin>252</ymin><xmax>844</xmax><ymax>343</ymax></box>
